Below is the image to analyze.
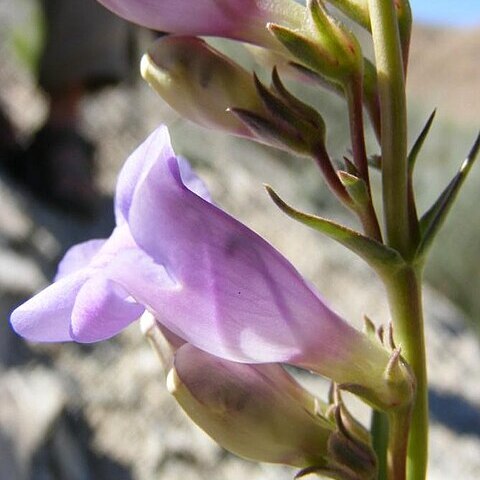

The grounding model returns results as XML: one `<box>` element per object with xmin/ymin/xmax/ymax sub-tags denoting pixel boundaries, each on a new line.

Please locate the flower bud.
<box><xmin>268</xmin><ymin>0</ymin><xmax>363</xmax><ymax>86</ymax></box>
<box><xmin>143</xmin><ymin>37</ymin><xmax>327</xmax><ymax>156</ymax></box>
<box><xmin>141</xmin><ymin>36</ymin><xmax>265</xmax><ymax>137</ymax></box>
<box><xmin>168</xmin><ymin>344</ymin><xmax>333</xmax><ymax>468</ymax></box>
<box><xmin>141</xmin><ymin>314</ymin><xmax>377</xmax><ymax>475</ymax></box>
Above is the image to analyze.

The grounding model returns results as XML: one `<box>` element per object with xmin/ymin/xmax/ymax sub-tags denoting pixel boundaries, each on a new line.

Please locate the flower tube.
<box><xmin>11</xmin><ymin>126</ymin><xmax>412</xmax><ymax>410</ymax></box>
<box><xmin>97</xmin><ymin>0</ymin><xmax>306</xmax><ymax>49</ymax></box>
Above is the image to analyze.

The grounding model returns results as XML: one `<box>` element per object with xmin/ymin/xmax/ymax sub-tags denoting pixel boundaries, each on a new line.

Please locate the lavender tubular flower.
<box><xmin>97</xmin><ymin>0</ymin><xmax>306</xmax><ymax>49</ymax></box>
<box><xmin>11</xmin><ymin>126</ymin><xmax>411</xmax><ymax>410</ymax></box>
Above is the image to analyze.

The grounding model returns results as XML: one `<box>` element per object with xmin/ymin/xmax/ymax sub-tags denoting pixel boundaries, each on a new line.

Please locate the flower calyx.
<box><xmin>268</xmin><ymin>0</ymin><xmax>363</xmax><ymax>87</ymax></box>
<box><xmin>229</xmin><ymin>68</ymin><xmax>326</xmax><ymax>155</ymax></box>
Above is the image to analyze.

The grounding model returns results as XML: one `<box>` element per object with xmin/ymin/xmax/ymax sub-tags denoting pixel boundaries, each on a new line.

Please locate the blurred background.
<box><xmin>0</xmin><ymin>1</ymin><xmax>479</xmax><ymax>479</ymax></box>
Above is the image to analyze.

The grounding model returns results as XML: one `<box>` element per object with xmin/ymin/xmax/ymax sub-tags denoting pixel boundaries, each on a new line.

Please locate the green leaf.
<box><xmin>408</xmin><ymin>109</ymin><xmax>436</xmax><ymax>174</ymax></box>
<box><xmin>417</xmin><ymin>131</ymin><xmax>480</xmax><ymax>260</ymax></box>
<box><xmin>265</xmin><ymin>185</ymin><xmax>404</xmax><ymax>273</ymax></box>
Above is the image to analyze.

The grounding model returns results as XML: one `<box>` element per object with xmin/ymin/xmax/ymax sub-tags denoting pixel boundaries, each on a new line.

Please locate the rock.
<box><xmin>0</xmin><ymin>368</ymin><xmax>66</xmax><ymax>480</ymax></box>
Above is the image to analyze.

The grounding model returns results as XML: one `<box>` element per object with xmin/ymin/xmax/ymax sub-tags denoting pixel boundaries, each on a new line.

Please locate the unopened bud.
<box><xmin>269</xmin><ymin>0</ymin><xmax>363</xmax><ymax>86</ymax></box>
<box><xmin>141</xmin><ymin>36</ymin><xmax>264</xmax><ymax>137</ymax></box>
<box><xmin>167</xmin><ymin>344</ymin><xmax>333</xmax><ymax>468</ymax></box>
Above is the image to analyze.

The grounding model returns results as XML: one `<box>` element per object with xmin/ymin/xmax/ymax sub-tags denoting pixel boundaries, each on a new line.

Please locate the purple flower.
<box><xmin>11</xmin><ymin>126</ymin><xmax>409</xmax><ymax>408</ymax></box>
<box><xmin>96</xmin><ymin>0</ymin><xmax>305</xmax><ymax>49</ymax></box>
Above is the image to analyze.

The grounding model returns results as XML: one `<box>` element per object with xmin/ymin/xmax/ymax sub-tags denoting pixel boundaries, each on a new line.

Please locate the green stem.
<box><xmin>384</xmin><ymin>267</ymin><xmax>428</xmax><ymax>480</ymax></box>
<box><xmin>371</xmin><ymin>410</ymin><xmax>389</xmax><ymax>479</ymax></box>
<box><xmin>368</xmin><ymin>0</ymin><xmax>411</xmax><ymax>256</ymax></box>
<box><xmin>387</xmin><ymin>407</ymin><xmax>412</xmax><ymax>480</ymax></box>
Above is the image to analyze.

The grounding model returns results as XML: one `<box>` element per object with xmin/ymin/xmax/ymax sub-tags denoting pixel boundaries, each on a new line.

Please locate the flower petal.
<box><xmin>10</xmin><ymin>271</ymin><xmax>88</xmax><ymax>342</ymax></box>
<box><xmin>97</xmin><ymin>0</ymin><xmax>304</xmax><ymax>48</ymax></box>
<box><xmin>70</xmin><ymin>275</ymin><xmax>145</xmax><ymax>342</ymax></box>
<box><xmin>115</xmin><ymin>125</ymin><xmax>174</xmax><ymax>224</ymax></box>
<box><xmin>55</xmin><ymin>239</ymin><xmax>106</xmax><ymax>280</ymax></box>
<box><xmin>177</xmin><ymin>156</ymin><xmax>212</xmax><ymax>202</ymax></box>
<box><xmin>126</xmin><ymin>153</ymin><xmax>361</xmax><ymax>369</ymax></box>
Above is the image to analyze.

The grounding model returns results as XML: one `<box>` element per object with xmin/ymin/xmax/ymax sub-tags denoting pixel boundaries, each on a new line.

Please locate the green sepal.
<box><xmin>268</xmin><ymin>23</ymin><xmax>337</xmax><ymax>81</ymax></box>
<box><xmin>268</xmin><ymin>0</ymin><xmax>362</xmax><ymax>86</ymax></box>
<box><xmin>325</xmin><ymin>0</ymin><xmax>370</xmax><ymax>30</ymax></box>
<box><xmin>253</xmin><ymin>73</ymin><xmax>304</xmax><ymax>132</ymax></box>
<box><xmin>228</xmin><ymin>107</ymin><xmax>306</xmax><ymax>154</ymax></box>
<box><xmin>265</xmin><ymin>185</ymin><xmax>404</xmax><ymax>273</ymax></box>
<box><xmin>416</xmin><ymin>131</ymin><xmax>480</xmax><ymax>260</ymax></box>
<box><xmin>271</xmin><ymin>67</ymin><xmax>326</xmax><ymax>138</ymax></box>
<box><xmin>338</xmin><ymin>171</ymin><xmax>370</xmax><ymax>208</ymax></box>
<box><xmin>408</xmin><ymin>109</ymin><xmax>436</xmax><ymax>174</ymax></box>
<box><xmin>231</xmin><ymin>71</ymin><xmax>327</xmax><ymax>156</ymax></box>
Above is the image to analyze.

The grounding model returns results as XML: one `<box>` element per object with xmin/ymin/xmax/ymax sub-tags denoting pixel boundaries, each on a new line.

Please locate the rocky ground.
<box><xmin>0</xmin><ymin>4</ymin><xmax>479</xmax><ymax>479</ymax></box>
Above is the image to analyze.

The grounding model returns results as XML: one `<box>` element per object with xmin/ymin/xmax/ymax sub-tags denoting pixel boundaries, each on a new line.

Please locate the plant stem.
<box><xmin>368</xmin><ymin>0</ymin><xmax>411</xmax><ymax>256</ymax></box>
<box><xmin>384</xmin><ymin>267</ymin><xmax>428</xmax><ymax>480</ymax></box>
<box><xmin>345</xmin><ymin>78</ymin><xmax>383</xmax><ymax>242</ymax></box>
<box><xmin>312</xmin><ymin>143</ymin><xmax>354</xmax><ymax>208</ymax></box>
<box><xmin>387</xmin><ymin>407</ymin><xmax>411</xmax><ymax>480</ymax></box>
<box><xmin>371</xmin><ymin>410</ymin><xmax>389</xmax><ymax>479</ymax></box>
<box><xmin>368</xmin><ymin>2</ymin><xmax>427</xmax><ymax>475</ymax></box>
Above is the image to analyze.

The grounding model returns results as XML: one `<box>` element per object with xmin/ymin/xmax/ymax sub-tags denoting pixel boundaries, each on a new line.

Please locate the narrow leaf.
<box><xmin>265</xmin><ymin>185</ymin><xmax>404</xmax><ymax>272</ymax></box>
<box><xmin>417</xmin><ymin>131</ymin><xmax>480</xmax><ymax>259</ymax></box>
<box><xmin>408</xmin><ymin>109</ymin><xmax>437</xmax><ymax>173</ymax></box>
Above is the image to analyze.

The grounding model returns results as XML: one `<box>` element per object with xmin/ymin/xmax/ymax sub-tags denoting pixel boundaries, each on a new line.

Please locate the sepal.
<box><xmin>230</xmin><ymin>70</ymin><xmax>327</xmax><ymax>155</ymax></box>
<box><xmin>338</xmin><ymin>171</ymin><xmax>370</xmax><ymax>209</ymax></box>
<box><xmin>268</xmin><ymin>0</ymin><xmax>363</xmax><ymax>86</ymax></box>
<box><xmin>324</xmin><ymin>0</ymin><xmax>370</xmax><ymax>29</ymax></box>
